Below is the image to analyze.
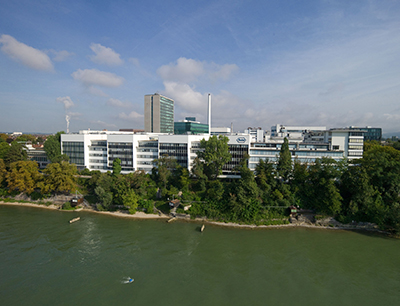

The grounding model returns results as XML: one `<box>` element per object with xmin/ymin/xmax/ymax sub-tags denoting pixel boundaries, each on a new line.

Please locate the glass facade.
<box><xmin>160</xmin><ymin>96</ymin><xmax>174</xmax><ymax>134</ymax></box>
<box><xmin>223</xmin><ymin>144</ymin><xmax>248</xmax><ymax>174</ymax></box>
<box><xmin>159</xmin><ymin>143</ymin><xmax>188</xmax><ymax>168</ymax></box>
<box><xmin>108</xmin><ymin>142</ymin><xmax>133</xmax><ymax>171</ymax></box>
<box><xmin>174</xmin><ymin>122</ymin><xmax>209</xmax><ymax>135</ymax></box>
<box><xmin>62</xmin><ymin>142</ymin><xmax>84</xmax><ymax>166</ymax></box>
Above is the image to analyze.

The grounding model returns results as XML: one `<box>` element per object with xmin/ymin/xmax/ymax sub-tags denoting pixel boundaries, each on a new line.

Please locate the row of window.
<box><xmin>349</xmin><ymin>138</ymin><xmax>363</xmax><ymax>143</ymax></box>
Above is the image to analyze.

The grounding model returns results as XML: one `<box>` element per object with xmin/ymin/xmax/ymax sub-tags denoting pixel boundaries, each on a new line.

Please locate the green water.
<box><xmin>1</xmin><ymin>205</ymin><xmax>400</xmax><ymax>306</ymax></box>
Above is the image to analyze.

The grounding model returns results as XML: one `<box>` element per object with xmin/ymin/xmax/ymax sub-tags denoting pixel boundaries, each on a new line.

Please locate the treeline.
<box><xmin>1</xmin><ymin>133</ymin><xmax>400</xmax><ymax>233</ymax></box>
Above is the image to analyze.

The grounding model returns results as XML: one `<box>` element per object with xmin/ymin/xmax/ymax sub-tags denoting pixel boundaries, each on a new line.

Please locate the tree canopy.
<box><xmin>6</xmin><ymin>161</ymin><xmax>40</xmax><ymax>194</ymax></box>
<box><xmin>44</xmin><ymin>132</ymin><xmax>68</xmax><ymax>163</ymax></box>
<box><xmin>39</xmin><ymin>161</ymin><xmax>77</xmax><ymax>194</ymax></box>
<box><xmin>197</xmin><ymin>135</ymin><xmax>231</xmax><ymax>180</ymax></box>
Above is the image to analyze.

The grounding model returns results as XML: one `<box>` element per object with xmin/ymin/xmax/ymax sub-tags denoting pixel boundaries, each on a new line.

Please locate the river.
<box><xmin>1</xmin><ymin>205</ymin><xmax>399</xmax><ymax>306</ymax></box>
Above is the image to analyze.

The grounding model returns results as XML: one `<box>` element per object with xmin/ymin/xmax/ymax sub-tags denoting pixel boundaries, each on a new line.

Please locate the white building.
<box><xmin>61</xmin><ymin>125</ymin><xmax>364</xmax><ymax>174</ymax></box>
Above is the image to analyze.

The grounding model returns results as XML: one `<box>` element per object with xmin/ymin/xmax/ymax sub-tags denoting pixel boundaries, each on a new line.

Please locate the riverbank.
<box><xmin>1</xmin><ymin>200</ymin><xmax>390</xmax><ymax>235</ymax></box>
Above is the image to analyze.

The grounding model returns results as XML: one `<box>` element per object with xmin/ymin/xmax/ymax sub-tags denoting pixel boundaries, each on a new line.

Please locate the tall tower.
<box><xmin>144</xmin><ymin>93</ymin><xmax>174</xmax><ymax>133</ymax></box>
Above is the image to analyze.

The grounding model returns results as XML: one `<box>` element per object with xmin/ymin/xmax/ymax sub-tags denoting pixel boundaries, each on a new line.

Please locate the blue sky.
<box><xmin>1</xmin><ymin>0</ymin><xmax>400</xmax><ymax>134</ymax></box>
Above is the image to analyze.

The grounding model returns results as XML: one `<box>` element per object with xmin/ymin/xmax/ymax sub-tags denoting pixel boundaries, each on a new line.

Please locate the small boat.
<box><xmin>201</xmin><ymin>224</ymin><xmax>205</xmax><ymax>232</ymax></box>
<box><xmin>69</xmin><ymin>217</ymin><xmax>80</xmax><ymax>224</ymax></box>
<box><xmin>128</xmin><ymin>278</ymin><xmax>134</xmax><ymax>283</ymax></box>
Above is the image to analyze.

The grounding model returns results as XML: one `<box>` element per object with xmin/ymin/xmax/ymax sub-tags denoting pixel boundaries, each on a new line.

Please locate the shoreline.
<box><xmin>0</xmin><ymin>200</ymin><xmax>390</xmax><ymax>234</ymax></box>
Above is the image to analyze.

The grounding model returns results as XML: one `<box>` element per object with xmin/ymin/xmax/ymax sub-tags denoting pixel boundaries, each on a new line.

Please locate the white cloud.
<box><xmin>158</xmin><ymin>57</ymin><xmax>205</xmax><ymax>83</ymax></box>
<box><xmin>89</xmin><ymin>43</ymin><xmax>123</xmax><ymax>66</ymax></box>
<box><xmin>157</xmin><ymin>57</ymin><xmax>239</xmax><ymax>84</ymax></box>
<box><xmin>50</xmin><ymin>50</ymin><xmax>74</xmax><ymax>62</ymax></box>
<box><xmin>107</xmin><ymin>98</ymin><xmax>131</xmax><ymax>108</ymax></box>
<box><xmin>163</xmin><ymin>81</ymin><xmax>208</xmax><ymax>114</ymax></box>
<box><xmin>118</xmin><ymin>111</ymin><xmax>144</xmax><ymax>120</ymax></box>
<box><xmin>57</xmin><ymin>96</ymin><xmax>74</xmax><ymax>110</ymax></box>
<box><xmin>0</xmin><ymin>34</ymin><xmax>53</xmax><ymax>71</ymax></box>
<box><xmin>71</xmin><ymin>69</ymin><xmax>124</xmax><ymax>87</ymax></box>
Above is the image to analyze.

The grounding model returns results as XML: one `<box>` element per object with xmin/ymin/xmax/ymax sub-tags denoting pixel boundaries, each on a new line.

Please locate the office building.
<box><xmin>61</xmin><ymin>125</ymin><xmax>365</xmax><ymax>176</ymax></box>
<box><xmin>174</xmin><ymin>117</ymin><xmax>209</xmax><ymax>135</ymax></box>
<box><xmin>144</xmin><ymin>93</ymin><xmax>174</xmax><ymax>134</ymax></box>
<box><xmin>348</xmin><ymin>126</ymin><xmax>382</xmax><ymax>141</ymax></box>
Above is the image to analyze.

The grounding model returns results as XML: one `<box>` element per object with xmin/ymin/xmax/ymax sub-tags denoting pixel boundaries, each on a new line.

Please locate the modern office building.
<box><xmin>61</xmin><ymin>125</ymin><xmax>365</xmax><ymax>176</ymax></box>
<box><xmin>144</xmin><ymin>93</ymin><xmax>174</xmax><ymax>134</ymax></box>
<box><xmin>174</xmin><ymin>117</ymin><xmax>209</xmax><ymax>135</ymax></box>
<box><xmin>348</xmin><ymin>126</ymin><xmax>382</xmax><ymax>141</ymax></box>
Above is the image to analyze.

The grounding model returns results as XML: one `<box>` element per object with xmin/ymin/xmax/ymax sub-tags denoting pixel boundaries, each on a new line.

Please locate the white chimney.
<box><xmin>208</xmin><ymin>94</ymin><xmax>211</xmax><ymax>135</ymax></box>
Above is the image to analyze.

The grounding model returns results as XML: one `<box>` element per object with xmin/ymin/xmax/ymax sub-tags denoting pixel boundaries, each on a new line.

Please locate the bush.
<box><xmin>62</xmin><ymin>201</ymin><xmax>74</xmax><ymax>210</ymax></box>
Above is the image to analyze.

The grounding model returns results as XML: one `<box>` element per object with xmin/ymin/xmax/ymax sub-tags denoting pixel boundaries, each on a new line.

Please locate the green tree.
<box><xmin>112</xmin><ymin>158</ymin><xmax>122</xmax><ymax>177</ymax></box>
<box><xmin>191</xmin><ymin>156</ymin><xmax>207</xmax><ymax>192</ymax></box>
<box><xmin>4</xmin><ymin>142</ymin><xmax>28</xmax><ymax>166</ymax></box>
<box><xmin>95</xmin><ymin>186</ymin><xmax>113</xmax><ymax>210</ymax></box>
<box><xmin>0</xmin><ymin>142</ymin><xmax>10</xmax><ymax>160</ymax></box>
<box><xmin>44</xmin><ymin>132</ymin><xmax>68</xmax><ymax>163</ymax></box>
<box><xmin>306</xmin><ymin>158</ymin><xmax>343</xmax><ymax>215</ymax></box>
<box><xmin>0</xmin><ymin>159</ymin><xmax>6</xmax><ymax>186</ymax></box>
<box><xmin>126</xmin><ymin>171</ymin><xmax>154</xmax><ymax>197</ymax></box>
<box><xmin>39</xmin><ymin>161</ymin><xmax>77</xmax><ymax>194</ymax></box>
<box><xmin>112</xmin><ymin>175</ymin><xmax>129</xmax><ymax>206</ymax></box>
<box><xmin>6</xmin><ymin>161</ymin><xmax>40</xmax><ymax>194</ymax></box>
<box><xmin>197</xmin><ymin>135</ymin><xmax>231</xmax><ymax>180</ymax></box>
<box><xmin>152</xmin><ymin>155</ymin><xmax>178</xmax><ymax>191</ymax></box>
<box><xmin>340</xmin><ymin>165</ymin><xmax>385</xmax><ymax>225</ymax></box>
<box><xmin>229</xmin><ymin>158</ymin><xmax>262</xmax><ymax>222</ymax></box>
<box><xmin>362</xmin><ymin>145</ymin><xmax>400</xmax><ymax>205</ymax></box>
<box><xmin>123</xmin><ymin>189</ymin><xmax>139</xmax><ymax>214</ymax></box>
<box><xmin>277</xmin><ymin>137</ymin><xmax>292</xmax><ymax>181</ymax></box>
<box><xmin>0</xmin><ymin>133</ymin><xmax>8</xmax><ymax>142</ymax></box>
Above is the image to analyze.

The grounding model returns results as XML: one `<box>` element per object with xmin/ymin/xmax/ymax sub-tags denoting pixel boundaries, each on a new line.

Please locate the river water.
<box><xmin>1</xmin><ymin>205</ymin><xmax>400</xmax><ymax>306</ymax></box>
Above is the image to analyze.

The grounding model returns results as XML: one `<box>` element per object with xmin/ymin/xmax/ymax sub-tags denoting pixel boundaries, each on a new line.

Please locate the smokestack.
<box><xmin>66</xmin><ymin>115</ymin><xmax>70</xmax><ymax>134</ymax></box>
<box><xmin>208</xmin><ymin>94</ymin><xmax>211</xmax><ymax>135</ymax></box>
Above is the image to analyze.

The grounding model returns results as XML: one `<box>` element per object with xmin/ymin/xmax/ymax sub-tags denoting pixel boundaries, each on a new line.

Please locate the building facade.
<box><xmin>144</xmin><ymin>94</ymin><xmax>174</xmax><ymax>134</ymax></box>
<box><xmin>174</xmin><ymin>117</ymin><xmax>209</xmax><ymax>135</ymax></box>
<box><xmin>61</xmin><ymin>125</ymin><xmax>364</xmax><ymax>176</ymax></box>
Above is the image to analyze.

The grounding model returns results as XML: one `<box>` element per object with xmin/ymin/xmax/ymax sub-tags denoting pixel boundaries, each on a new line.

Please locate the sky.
<box><xmin>0</xmin><ymin>0</ymin><xmax>400</xmax><ymax>134</ymax></box>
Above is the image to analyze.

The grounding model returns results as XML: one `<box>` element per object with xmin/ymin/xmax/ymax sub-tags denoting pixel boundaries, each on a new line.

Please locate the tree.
<box><xmin>0</xmin><ymin>142</ymin><xmax>10</xmax><ymax>160</ymax></box>
<box><xmin>112</xmin><ymin>175</ymin><xmax>129</xmax><ymax>206</ymax></box>
<box><xmin>362</xmin><ymin>145</ymin><xmax>400</xmax><ymax>205</ymax></box>
<box><xmin>0</xmin><ymin>159</ymin><xmax>6</xmax><ymax>186</ymax></box>
<box><xmin>6</xmin><ymin>161</ymin><xmax>40</xmax><ymax>194</ymax></box>
<box><xmin>277</xmin><ymin>137</ymin><xmax>292</xmax><ymax>181</ymax></box>
<box><xmin>95</xmin><ymin>186</ymin><xmax>113</xmax><ymax>210</ymax></box>
<box><xmin>44</xmin><ymin>132</ymin><xmax>68</xmax><ymax>163</ymax></box>
<box><xmin>197</xmin><ymin>135</ymin><xmax>231</xmax><ymax>180</ymax></box>
<box><xmin>0</xmin><ymin>133</ymin><xmax>8</xmax><ymax>142</ymax></box>
<box><xmin>4</xmin><ymin>142</ymin><xmax>28</xmax><ymax>166</ymax></box>
<box><xmin>123</xmin><ymin>189</ymin><xmax>139</xmax><ymax>214</ymax></box>
<box><xmin>152</xmin><ymin>155</ymin><xmax>178</xmax><ymax>191</ymax></box>
<box><xmin>39</xmin><ymin>161</ymin><xmax>77</xmax><ymax>194</ymax></box>
<box><xmin>306</xmin><ymin>158</ymin><xmax>343</xmax><ymax>215</ymax></box>
<box><xmin>112</xmin><ymin>158</ymin><xmax>122</xmax><ymax>177</ymax></box>
<box><xmin>340</xmin><ymin>165</ymin><xmax>385</xmax><ymax>224</ymax></box>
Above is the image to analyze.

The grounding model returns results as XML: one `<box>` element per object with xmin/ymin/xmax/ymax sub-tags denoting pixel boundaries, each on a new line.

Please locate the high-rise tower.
<box><xmin>144</xmin><ymin>93</ymin><xmax>174</xmax><ymax>133</ymax></box>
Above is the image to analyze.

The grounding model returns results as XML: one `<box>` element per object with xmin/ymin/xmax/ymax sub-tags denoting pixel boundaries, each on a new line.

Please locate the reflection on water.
<box><xmin>1</xmin><ymin>205</ymin><xmax>400</xmax><ymax>306</ymax></box>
